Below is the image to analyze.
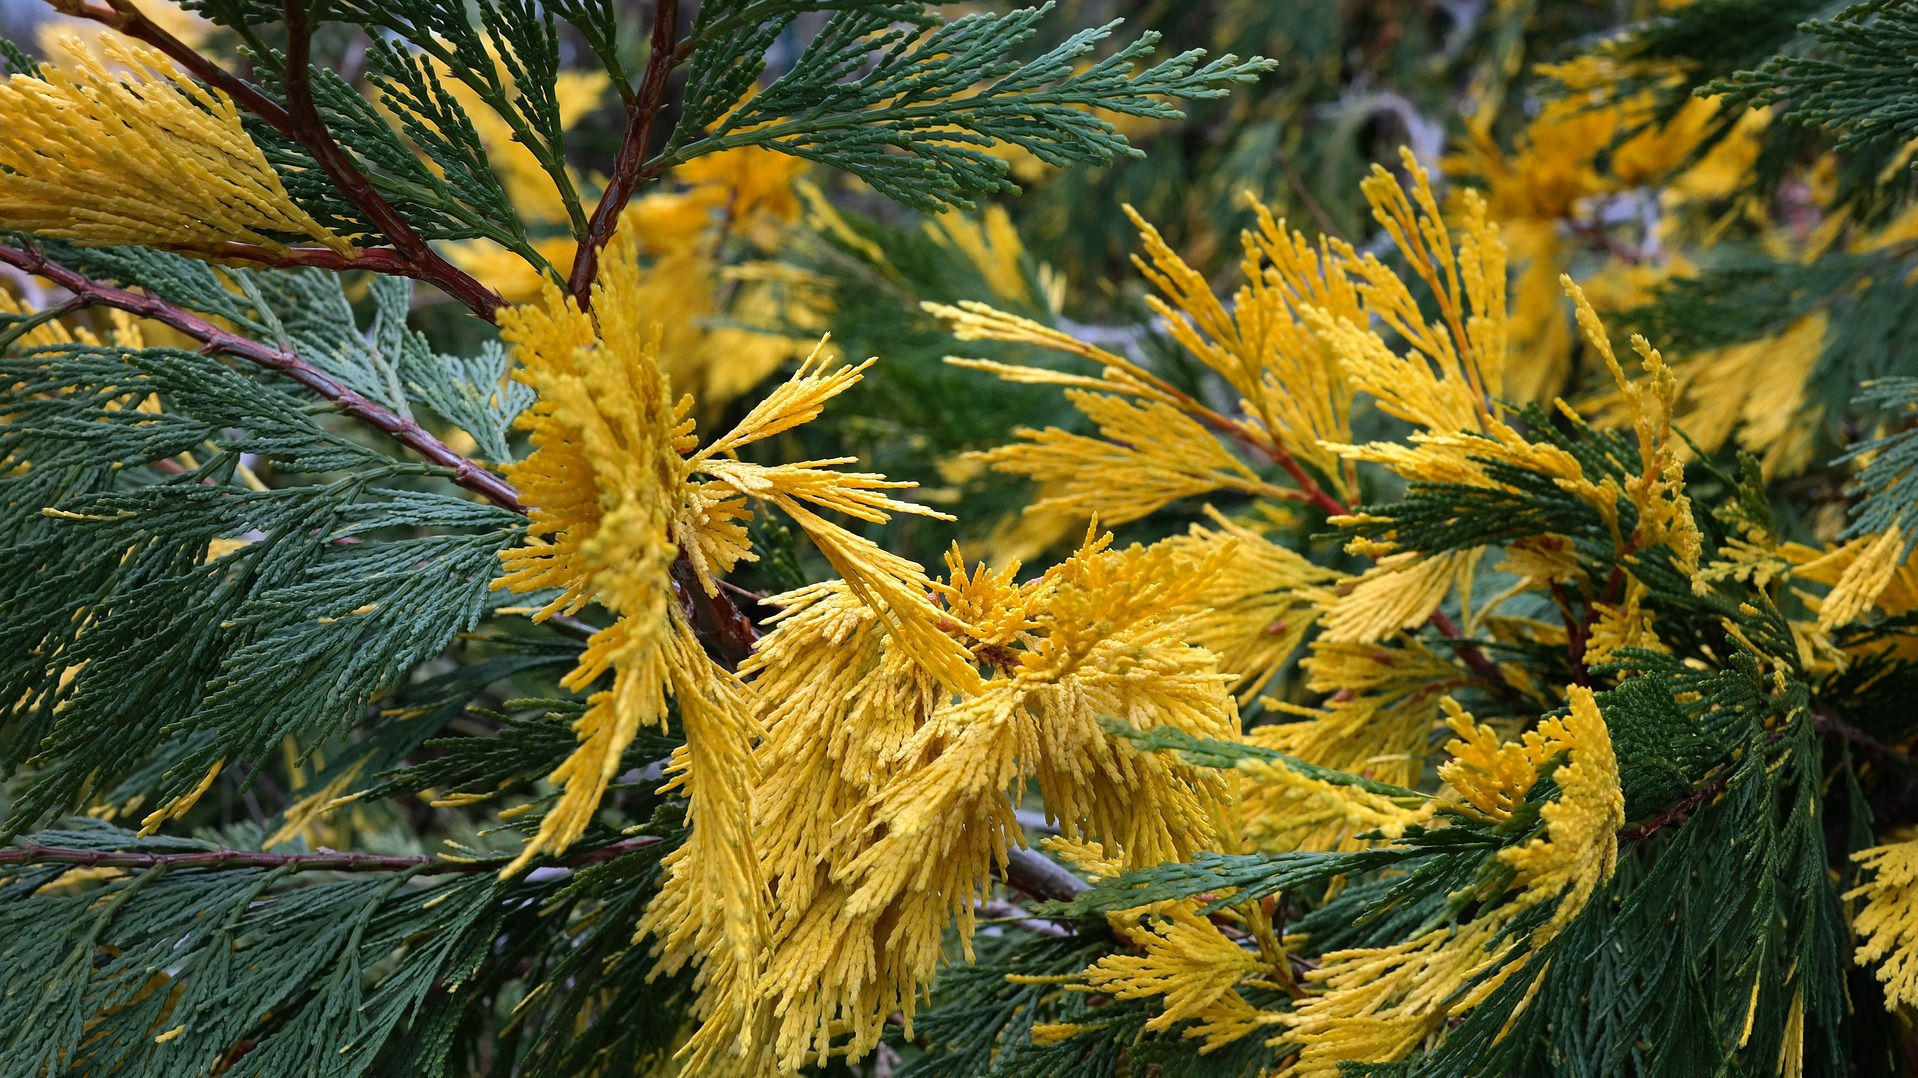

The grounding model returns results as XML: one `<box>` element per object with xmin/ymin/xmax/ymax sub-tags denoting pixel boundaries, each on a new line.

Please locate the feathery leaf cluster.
<box><xmin>5</xmin><ymin>1</ymin><xmax>1918</xmax><ymax>1076</ymax></box>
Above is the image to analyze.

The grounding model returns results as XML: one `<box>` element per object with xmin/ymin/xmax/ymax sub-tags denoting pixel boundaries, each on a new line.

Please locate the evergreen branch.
<box><xmin>568</xmin><ymin>0</ymin><xmax>680</xmax><ymax>306</ymax></box>
<box><xmin>0</xmin><ymin>835</ymin><xmax>664</xmax><ymax>875</ymax></box>
<box><xmin>278</xmin><ymin>0</ymin><xmax>502</xmax><ymax>319</ymax></box>
<box><xmin>57</xmin><ymin>1</ymin><xmax>502</xmax><ymax>318</ymax></box>
<box><xmin>0</xmin><ymin>242</ymin><xmax>522</xmax><ymax>512</ymax></box>
<box><xmin>1197</xmin><ymin>405</ymin><xmax>1515</xmax><ymax>693</ymax></box>
<box><xmin>0</xmin><ymin>250</ymin><xmax>780</xmax><ymax>692</ymax></box>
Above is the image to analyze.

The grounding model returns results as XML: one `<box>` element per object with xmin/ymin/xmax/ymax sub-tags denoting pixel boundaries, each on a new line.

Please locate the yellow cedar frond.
<box><xmin>1563</xmin><ymin>278</ymin><xmax>1704</xmax><ymax>577</ymax></box>
<box><xmin>1800</xmin><ymin>527</ymin><xmax>1910</xmax><ymax>632</ymax></box>
<box><xmin>1040</xmin><ymin>834</ymin><xmax>1128</xmax><ymax>883</ymax></box>
<box><xmin>1334</xmin><ymin>429</ymin><xmax>1585</xmax><ymax>493</ymax></box>
<box><xmin>1321</xmin><ymin>548</ymin><xmax>1480</xmax><ymax>644</ymax></box>
<box><xmin>1334</xmin><ymin>150</ymin><xmax>1506</xmax><ymax>432</ymax></box>
<box><xmin>1234</xmin><ymin>199</ymin><xmax>1363</xmax><ymax>474</ymax></box>
<box><xmin>940</xmin><ymin>543</ymin><xmax>1040</xmax><ymax>649</ymax></box>
<box><xmin>1125</xmin><ymin>203</ymin><xmax>1355</xmax><ymax>477</ymax></box>
<box><xmin>0</xmin><ymin>38</ymin><xmax>348</xmax><ymax>255</ymax></box>
<box><xmin>927</xmin><ymin>300</ymin><xmax>1151</xmax><ymax>390</ymax></box>
<box><xmin>1233</xmin><ymin>757</ymin><xmax>1432</xmax><ymax>840</ymax></box>
<box><xmin>767</xmin><ymin>496</ymin><xmax>979</xmax><ymax>690</ymax></box>
<box><xmin>704</xmin><ymin>457</ymin><xmax>950</xmax><ymax>525</ymax></box>
<box><xmin>493</xmin><ymin>220</ymin><xmax>683</xmax><ymax>622</ymax></box>
<box><xmin>672</xmin><ymin>145</ymin><xmax>809</xmax><ymax>234</ymax></box>
<box><xmin>1243</xmin><ymin>639</ymin><xmax>1459</xmax><ymax>852</ymax></box>
<box><xmin>1438</xmin><ymin>698</ymin><xmax>1546</xmax><ymax>822</ymax></box>
<box><xmin>500</xmin><ymin>612</ymin><xmax>673</xmax><ymax>875</ymax></box>
<box><xmin>1081</xmin><ymin>907</ymin><xmax>1280</xmax><ymax>1051</ymax></box>
<box><xmin>137</xmin><ymin>758</ymin><xmax>224</xmax><ymax>837</ymax></box>
<box><xmin>746</xmin><ymin>583</ymin><xmax>953</xmax><ymax>1069</ymax></box>
<box><xmin>746</xmin><ymin>534</ymin><xmax>1242</xmax><ymax>1070</ymax></box>
<box><xmin>1120</xmin><ymin>201</ymin><xmax>1334</xmax><ymax>437</ymax></box>
<box><xmin>1161</xmin><ymin>510</ymin><xmax>1340</xmax><ymax>702</ymax></box>
<box><xmin>1496</xmin><ymin>685</ymin><xmax>1624</xmax><ymax>930</ymax></box>
<box><xmin>492</xmin><ymin>210</ymin><xmax>785</xmax><ymax>1066</ymax></box>
<box><xmin>695</xmin><ymin>342</ymin><xmax>872</xmax><ymax>459</ymax></box>
<box><xmin>1661</xmin><ymin>313</ymin><xmax>1826</xmax><ymax>479</ymax></box>
<box><xmin>676</xmin><ymin>480</ymin><xmax>757</xmax><ymax>595</ymax></box>
<box><xmin>1848</xmin><ymin>832</ymin><xmax>1918</xmax><ymax>1009</ymax></box>
<box><xmin>926</xmin><ymin>205</ymin><xmax>1060</xmax><ymax>311</ymax></box>
<box><xmin>968</xmin><ymin>390</ymin><xmax>1273</xmax><ymax>525</ymax></box>
<box><xmin>638</xmin><ymin>627</ymin><xmax>772</xmax><ymax>1072</ymax></box>
<box><xmin>1283</xmin><ymin>919</ymin><xmax>1507</xmax><ymax>1078</ymax></box>
<box><xmin>1019</xmin><ymin>537</ymin><xmax>1242</xmax><ymax>868</ymax></box>
<box><xmin>0</xmin><ymin>289</ymin><xmax>145</xmax><ymax>349</ymax></box>
<box><xmin>941</xmin><ymin>354</ymin><xmax>1136</xmax><ymax>394</ymax></box>
<box><xmin>1584</xmin><ymin>576</ymin><xmax>1666</xmax><ymax>665</ymax></box>
<box><xmin>1306</xmin><ymin>304</ymin><xmax>1492</xmax><ymax>437</ymax></box>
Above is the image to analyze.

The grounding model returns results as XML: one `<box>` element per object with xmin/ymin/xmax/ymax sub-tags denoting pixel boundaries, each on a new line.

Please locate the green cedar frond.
<box><xmin>0</xmin><ymin>822</ymin><xmax>504</xmax><ymax>1077</ymax></box>
<box><xmin>1718</xmin><ymin>1</ymin><xmax>1918</xmax><ymax>157</ymax></box>
<box><xmin>1101</xmin><ymin>720</ymin><xmax>1426</xmax><ymax>799</ymax></box>
<box><xmin>0</xmin><ymin>338</ymin><xmax>521</xmax><ymax>832</ymax></box>
<box><xmin>667</xmin><ymin>2</ymin><xmax>1274</xmax><ymax>211</ymax></box>
<box><xmin>1841</xmin><ymin>376</ymin><xmax>1918</xmax><ymax>549</ymax></box>
<box><xmin>24</xmin><ymin>247</ymin><xmax>530</xmax><ymax>457</ymax></box>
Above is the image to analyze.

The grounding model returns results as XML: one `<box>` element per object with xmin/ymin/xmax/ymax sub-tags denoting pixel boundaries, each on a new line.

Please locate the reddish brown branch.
<box><xmin>1549</xmin><ymin>580</ymin><xmax>1591</xmax><ymax>687</ymax></box>
<box><xmin>206</xmin><ymin>243</ymin><xmax>440</xmax><ymax>274</ymax></box>
<box><xmin>1620</xmin><ymin>772</ymin><xmax>1727</xmax><ymax>842</ymax></box>
<box><xmin>672</xmin><ymin>556</ymin><xmax>761</xmax><ymax>671</ymax></box>
<box><xmin>568</xmin><ymin>0</ymin><xmax>680</xmax><ymax>306</ymax></box>
<box><xmin>0</xmin><ymin>835</ymin><xmax>662</xmax><ymax>875</ymax></box>
<box><xmin>1565</xmin><ymin>565</ymin><xmax>1625</xmax><ymax>679</ymax></box>
<box><xmin>64</xmin><ymin>1</ymin><xmax>502</xmax><ymax>318</ymax></box>
<box><xmin>0</xmin><ymin>242</ymin><xmax>522</xmax><ymax>512</ymax></box>
<box><xmin>1425</xmin><ymin>609</ymin><xmax>1518</xmax><ymax>697</ymax></box>
<box><xmin>278</xmin><ymin>0</ymin><xmax>502</xmax><ymax>319</ymax></box>
<box><xmin>81</xmin><ymin>1</ymin><xmax>300</xmax><ymax>137</ymax></box>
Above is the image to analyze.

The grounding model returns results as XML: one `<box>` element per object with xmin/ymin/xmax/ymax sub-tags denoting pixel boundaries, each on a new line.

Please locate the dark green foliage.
<box><xmin>1720</xmin><ymin>1</ymin><xmax>1918</xmax><ymax>157</ymax></box>
<box><xmin>0</xmin><ymin>819</ymin><xmax>691</xmax><ymax>1078</ymax></box>
<box><xmin>670</xmin><ymin>2</ymin><xmax>1272</xmax><ymax>212</ymax></box>
<box><xmin>0</xmin><ymin>823</ymin><xmax>504</xmax><ymax>1078</ymax></box>
<box><xmin>0</xmin><ymin>283</ymin><xmax>527</xmax><ymax>828</ymax></box>
<box><xmin>1841</xmin><ymin>376</ymin><xmax>1918</xmax><ymax>549</ymax></box>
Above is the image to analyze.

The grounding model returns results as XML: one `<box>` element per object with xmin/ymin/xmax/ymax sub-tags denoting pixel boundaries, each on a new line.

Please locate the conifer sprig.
<box><xmin>0</xmin><ymin>242</ymin><xmax>519</xmax><ymax>509</ymax></box>
<box><xmin>54</xmin><ymin>0</ymin><xmax>505</xmax><ymax>316</ymax></box>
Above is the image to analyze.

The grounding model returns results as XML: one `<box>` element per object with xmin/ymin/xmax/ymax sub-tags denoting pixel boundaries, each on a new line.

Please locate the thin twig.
<box><xmin>0</xmin><ymin>834</ymin><xmax>663</xmax><ymax>876</ymax></box>
<box><xmin>278</xmin><ymin>0</ymin><xmax>502</xmax><ymax>319</ymax></box>
<box><xmin>64</xmin><ymin>1</ymin><xmax>501</xmax><ymax>318</ymax></box>
<box><xmin>0</xmin><ymin>243</ymin><xmax>522</xmax><ymax>512</ymax></box>
<box><xmin>205</xmin><ymin>243</ymin><xmax>454</xmax><ymax>275</ymax></box>
<box><xmin>1620</xmin><ymin>773</ymin><xmax>1727</xmax><ymax>842</ymax></box>
<box><xmin>568</xmin><ymin>0</ymin><xmax>680</xmax><ymax>306</ymax></box>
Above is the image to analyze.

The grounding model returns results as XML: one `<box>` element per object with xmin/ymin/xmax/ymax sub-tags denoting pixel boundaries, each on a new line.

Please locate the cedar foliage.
<box><xmin>4</xmin><ymin>2</ymin><xmax>1918</xmax><ymax>1076</ymax></box>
